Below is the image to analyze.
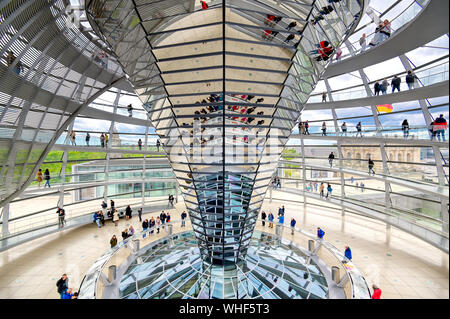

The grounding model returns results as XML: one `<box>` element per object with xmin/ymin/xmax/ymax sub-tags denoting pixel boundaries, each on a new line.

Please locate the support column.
<box><xmin>1</xmin><ymin>202</ymin><xmax>10</xmax><ymax>237</ymax></box>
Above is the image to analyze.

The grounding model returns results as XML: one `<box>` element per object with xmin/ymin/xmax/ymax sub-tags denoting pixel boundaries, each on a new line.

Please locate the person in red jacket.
<box><xmin>200</xmin><ymin>0</ymin><xmax>208</xmax><ymax>10</ymax></box>
<box><xmin>372</xmin><ymin>284</ymin><xmax>382</xmax><ymax>299</ymax></box>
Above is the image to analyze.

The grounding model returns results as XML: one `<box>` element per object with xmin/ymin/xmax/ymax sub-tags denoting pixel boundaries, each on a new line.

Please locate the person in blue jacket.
<box><xmin>290</xmin><ymin>218</ymin><xmax>296</xmax><ymax>234</ymax></box>
<box><xmin>278</xmin><ymin>213</ymin><xmax>284</xmax><ymax>225</ymax></box>
<box><xmin>61</xmin><ymin>288</ymin><xmax>73</xmax><ymax>299</ymax></box>
<box><xmin>317</xmin><ymin>227</ymin><xmax>325</xmax><ymax>239</ymax></box>
<box><xmin>268</xmin><ymin>212</ymin><xmax>274</xmax><ymax>228</ymax></box>
<box><xmin>344</xmin><ymin>245</ymin><xmax>352</xmax><ymax>262</ymax></box>
<box><xmin>93</xmin><ymin>212</ymin><xmax>101</xmax><ymax>228</ymax></box>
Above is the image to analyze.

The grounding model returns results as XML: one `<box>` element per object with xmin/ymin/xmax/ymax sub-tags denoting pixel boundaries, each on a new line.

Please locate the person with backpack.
<box><xmin>405</xmin><ymin>70</ymin><xmax>418</xmax><ymax>90</ymax></box>
<box><xmin>305</xmin><ymin>121</ymin><xmax>310</xmax><ymax>135</ymax></box>
<box><xmin>56</xmin><ymin>274</ymin><xmax>69</xmax><ymax>298</ymax></box>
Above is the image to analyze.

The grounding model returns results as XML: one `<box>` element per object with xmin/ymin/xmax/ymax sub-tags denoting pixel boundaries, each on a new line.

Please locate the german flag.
<box><xmin>377</xmin><ymin>104</ymin><xmax>393</xmax><ymax>113</ymax></box>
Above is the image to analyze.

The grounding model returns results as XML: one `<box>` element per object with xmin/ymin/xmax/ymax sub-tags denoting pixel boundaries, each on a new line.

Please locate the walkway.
<box><xmin>289</xmin><ymin>133</ymin><xmax>448</xmax><ymax>147</ymax></box>
<box><xmin>280</xmin><ymin>160</ymin><xmax>449</xmax><ymax>200</ymax></box>
<box><xmin>323</xmin><ymin>0</ymin><xmax>449</xmax><ymax>78</ymax></box>
<box><xmin>276</xmin><ymin>187</ymin><xmax>449</xmax><ymax>253</ymax></box>
<box><xmin>304</xmin><ymin>81</ymin><xmax>449</xmax><ymax>110</ymax></box>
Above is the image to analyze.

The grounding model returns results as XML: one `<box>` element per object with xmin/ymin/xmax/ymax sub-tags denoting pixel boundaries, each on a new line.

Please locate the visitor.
<box><xmin>326</xmin><ymin>183</ymin><xmax>332</xmax><ymax>199</ymax></box>
<box><xmin>406</xmin><ymin>70</ymin><xmax>418</xmax><ymax>90</ymax></box>
<box><xmin>113</xmin><ymin>209</ymin><xmax>119</xmax><ymax>226</ymax></box>
<box><xmin>335</xmin><ymin>47</ymin><xmax>342</xmax><ymax>61</ymax></box>
<box><xmin>322</xmin><ymin>92</ymin><xmax>327</xmax><ymax>103</ymax></box>
<box><xmin>372</xmin><ymin>284</ymin><xmax>382</xmax><ymax>299</ymax></box>
<box><xmin>322</xmin><ymin>122</ymin><xmax>327</xmax><ymax>136</ymax></box>
<box><xmin>401</xmin><ymin>119</ymin><xmax>410</xmax><ymax>139</ymax></box>
<box><xmin>110</xmin><ymin>235</ymin><xmax>118</xmax><ymax>248</ymax></box>
<box><xmin>286</xmin><ymin>21</ymin><xmax>297</xmax><ymax>30</ymax></box>
<box><xmin>369</xmin><ymin>22</ymin><xmax>384</xmax><ymax>47</ymax></box>
<box><xmin>36</xmin><ymin>169</ymin><xmax>43</xmax><ymax>187</ymax></box>
<box><xmin>125</xmin><ymin>205</ymin><xmax>132</xmax><ymax>220</ymax></box>
<box><xmin>344</xmin><ymin>245</ymin><xmax>352</xmax><ymax>262</ymax></box>
<box><xmin>137</xmin><ymin>208</ymin><xmax>143</xmax><ymax>222</ymax></box>
<box><xmin>356</xmin><ymin>122</ymin><xmax>363</xmax><ymax>137</ymax></box>
<box><xmin>305</xmin><ymin>121</ymin><xmax>310</xmax><ymax>135</ymax></box>
<box><xmin>359</xmin><ymin>33</ymin><xmax>367</xmax><ymax>52</ymax></box>
<box><xmin>57</xmin><ymin>207</ymin><xmax>65</xmax><ymax>228</ymax></box>
<box><xmin>381</xmin><ymin>79</ymin><xmax>389</xmax><ymax>95</ymax></box>
<box><xmin>284</xmin><ymin>33</ymin><xmax>295</xmax><ymax>43</ymax></box>
<box><xmin>100</xmin><ymin>133</ymin><xmax>105</xmax><ymax>148</ymax></box>
<box><xmin>142</xmin><ymin>219</ymin><xmax>149</xmax><ymax>239</ymax></box>
<box><xmin>317</xmin><ymin>227</ymin><xmax>325</xmax><ymax>239</ymax></box>
<box><xmin>328</xmin><ymin>152</ymin><xmax>335</xmax><ymax>168</ymax></box>
<box><xmin>156</xmin><ymin>216</ymin><xmax>161</xmax><ymax>233</ymax></box>
<box><xmin>128</xmin><ymin>225</ymin><xmax>135</xmax><ymax>237</ymax></box>
<box><xmin>290</xmin><ymin>218</ymin><xmax>296</xmax><ymax>235</ymax></box>
<box><xmin>6</xmin><ymin>51</ymin><xmax>23</xmax><ymax>75</ymax></box>
<box><xmin>56</xmin><ymin>274</ymin><xmax>69</xmax><ymax>299</ymax></box>
<box><xmin>278</xmin><ymin>213</ymin><xmax>284</xmax><ymax>224</ymax></box>
<box><xmin>181</xmin><ymin>211</ymin><xmax>187</xmax><ymax>227</ymax></box>
<box><xmin>268</xmin><ymin>212</ymin><xmax>274</xmax><ymax>228</ymax></box>
<box><xmin>93</xmin><ymin>211</ymin><xmax>101</xmax><ymax>228</ymax></box>
<box><xmin>156</xmin><ymin>139</ymin><xmax>161</xmax><ymax>152</ymax></box>
<box><xmin>44</xmin><ymin>168</ymin><xmax>51</xmax><ymax>187</ymax></box>
<box><xmin>72</xmin><ymin>292</ymin><xmax>79</xmax><ymax>299</ymax></box>
<box><xmin>341</xmin><ymin>122</ymin><xmax>348</xmax><ymax>136</ymax></box>
<box><xmin>261</xmin><ymin>211</ymin><xmax>266</xmax><ymax>226</ymax></box>
<box><xmin>319</xmin><ymin>182</ymin><xmax>325</xmax><ymax>198</ymax></box>
<box><xmin>368</xmin><ymin>157</ymin><xmax>375</xmax><ymax>175</ymax></box>
<box><xmin>391</xmin><ymin>75</ymin><xmax>401</xmax><ymax>93</ymax></box>
<box><xmin>166</xmin><ymin>212</ymin><xmax>171</xmax><ymax>223</ymax></box>
<box><xmin>350</xmin><ymin>176</ymin><xmax>354</xmax><ymax>184</ymax></box>
<box><xmin>200</xmin><ymin>0</ymin><xmax>208</xmax><ymax>10</ymax></box>
<box><xmin>110</xmin><ymin>199</ymin><xmax>115</xmax><ymax>210</ymax></box>
<box><xmin>150</xmin><ymin>217</ymin><xmax>156</xmax><ymax>234</ymax></box>
<box><xmin>69</xmin><ymin>130</ymin><xmax>76</xmax><ymax>146</ymax></box>
<box><xmin>374</xmin><ymin>81</ymin><xmax>381</xmax><ymax>96</ymax></box>
<box><xmin>127</xmin><ymin>104</ymin><xmax>133</xmax><ymax>117</ymax></box>
<box><xmin>101</xmin><ymin>200</ymin><xmax>107</xmax><ymax>214</ymax></box>
<box><xmin>314</xmin><ymin>182</ymin><xmax>318</xmax><ymax>192</ymax></box>
<box><xmin>61</xmin><ymin>286</ymin><xmax>73</xmax><ymax>299</ymax></box>
<box><xmin>429</xmin><ymin>120</ymin><xmax>437</xmax><ymax>140</ymax></box>
<box><xmin>361</xmin><ymin>182</ymin><xmax>365</xmax><ymax>192</ymax></box>
<box><xmin>121</xmin><ymin>229</ymin><xmax>129</xmax><ymax>241</ymax></box>
<box><xmin>380</xmin><ymin>19</ymin><xmax>391</xmax><ymax>41</ymax></box>
<box><xmin>138</xmin><ymin>139</ymin><xmax>142</xmax><ymax>150</ymax></box>
<box><xmin>434</xmin><ymin>114</ymin><xmax>447</xmax><ymax>142</ymax></box>
<box><xmin>85</xmin><ymin>132</ymin><xmax>90</xmax><ymax>146</ymax></box>
<box><xmin>160</xmin><ymin>211</ymin><xmax>167</xmax><ymax>228</ymax></box>
<box><xmin>299</xmin><ymin>122</ymin><xmax>306</xmax><ymax>135</ymax></box>
<box><xmin>100</xmin><ymin>211</ymin><xmax>106</xmax><ymax>226</ymax></box>
<box><xmin>104</xmin><ymin>133</ymin><xmax>109</xmax><ymax>147</ymax></box>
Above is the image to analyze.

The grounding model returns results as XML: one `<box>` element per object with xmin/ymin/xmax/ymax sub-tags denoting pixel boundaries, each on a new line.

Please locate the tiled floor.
<box><xmin>0</xmin><ymin>196</ymin><xmax>448</xmax><ymax>299</ymax></box>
